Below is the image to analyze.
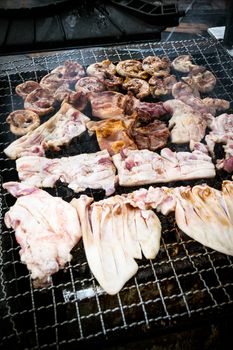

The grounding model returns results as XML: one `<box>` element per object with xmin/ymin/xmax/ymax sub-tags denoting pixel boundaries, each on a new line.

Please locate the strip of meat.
<box><xmin>164</xmin><ymin>99</ymin><xmax>209</xmax><ymax>144</ymax></box>
<box><xmin>89</xmin><ymin>91</ymin><xmax>128</xmax><ymax>119</ymax></box>
<box><xmin>16</xmin><ymin>150</ymin><xmax>116</xmax><ymax>196</ymax></box>
<box><xmin>3</xmin><ymin>182</ymin><xmax>82</xmax><ymax>286</ymax></box>
<box><xmin>71</xmin><ymin>194</ymin><xmax>161</xmax><ymax>294</ymax></box>
<box><xmin>112</xmin><ymin>147</ymin><xmax>215</xmax><ymax>187</ymax></box>
<box><xmin>4</xmin><ymin>103</ymin><xmax>90</xmax><ymax>159</ymax></box>
<box><xmin>205</xmin><ymin>113</ymin><xmax>233</xmax><ymax>172</ymax></box>
<box><xmin>174</xmin><ymin>182</ymin><xmax>233</xmax><ymax>256</ymax></box>
<box><xmin>87</xmin><ymin>119</ymin><xmax>137</xmax><ymax>156</ymax></box>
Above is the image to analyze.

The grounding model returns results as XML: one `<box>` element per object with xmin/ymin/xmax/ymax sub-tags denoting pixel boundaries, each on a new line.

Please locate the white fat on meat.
<box><xmin>164</xmin><ymin>99</ymin><xmax>209</xmax><ymax>145</ymax></box>
<box><xmin>89</xmin><ymin>91</ymin><xmax>127</xmax><ymax>119</ymax></box>
<box><xmin>4</xmin><ymin>103</ymin><xmax>90</xmax><ymax>159</ymax></box>
<box><xmin>16</xmin><ymin>150</ymin><xmax>116</xmax><ymax>196</ymax></box>
<box><xmin>112</xmin><ymin>148</ymin><xmax>215</xmax><ymax>187</ymax></box>
<box><xmin>71</xmin><ymin>195</ymin><xmax>161</xmax><ymax>294</ymax></box>
<box><xmin>205</xmin><ymin>113</ymin><xmax>233</xmax><ymax>172</ymax></box>
<box><xmin>174</xmin><ymin>181</ymin><xmax>233</xmax><ymax>256</ymax></box>
<box><xmin>3</xmin><ymin>182</ymin><xmax>82</xmax><ymax>286</ymax></box>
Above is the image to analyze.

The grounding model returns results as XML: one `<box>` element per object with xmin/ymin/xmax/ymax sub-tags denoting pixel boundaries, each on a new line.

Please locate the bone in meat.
<box><xmin>16</xmin><ymin>150</ymin><xmax>116</xmax><ymax>196</ymax></box>
<box><xmin>4</xmin><ymin>103</ymin><xmax>90</xmax><ymax>159</ymax></box>
<box><xmin>3</xmin><ymin>182</ymin><xmax>82</xmax><ymax>286</ymax></box>
<box><xmin>112</xmin><ymin>147</ymin><xmax>215</xmax><ymax>187</ymax></box>
<box><xmin>71</xmin><ymin>195</ymin><xmax>161</xmax><ymax>294</ymax></box>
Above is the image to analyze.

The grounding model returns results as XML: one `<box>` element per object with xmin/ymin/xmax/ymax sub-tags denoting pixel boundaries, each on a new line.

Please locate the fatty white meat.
<box><xmin>16</xmin><ymin>150</ymin><xmax>116</xmax><ymax>196</ymax></box>
<box><xmin>3</xmin><ymin>182</ymin><xmax>82</xmax><ymax>285</ymax></box>
<box><xmin>113</xmin><ymin>147</ymin><xmax>215</xmax><ymax>187</ymax></box>
<box><xmin>4</xmin><ymin>103</ymin><xmax>90</xmax><ymax>159</ymax></box>
<box><xmin>71</xmin><ymin>195</ymin><xmax>161</xmax><ymax>295</ymax></box>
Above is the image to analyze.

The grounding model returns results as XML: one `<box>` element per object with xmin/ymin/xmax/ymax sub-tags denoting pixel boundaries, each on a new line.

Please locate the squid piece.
<box><xmin>6</xmin><ymin>110</ymin><xmax>40</xmax><ymax>136</ymax></box>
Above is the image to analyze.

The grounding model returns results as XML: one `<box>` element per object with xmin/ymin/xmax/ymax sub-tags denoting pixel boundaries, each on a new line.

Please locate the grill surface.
<box><xmin>1</xmin><ymin>38</ymin><xmax>233</xmax><ymax>349</ymax></box>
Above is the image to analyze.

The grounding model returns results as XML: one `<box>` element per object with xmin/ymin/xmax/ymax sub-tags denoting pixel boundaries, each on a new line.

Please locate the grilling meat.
<box><xmin>128</xmin><ymin>110</ymin><xmax>169</xmax><ymax>151</ymax></box>
<box><xmin>16</xmin><ymin>81</ymin><xmax>41</xmax><ymax>99</ymax></box>
<box><xmin>24</xmin><ymin>87</ymin><xmax>55</xmax><ymax>116</ymax></box>
<box><xmin>205</xmin><ymin>113</ymin><xmax>233</xmax><ymax>172</ymax></box>
<box><xmin>142</xmin><ymin>56</ymin><xmax>170</xmax><ymax>75</ymax></box>
<box><xmin>171</xmin><ymin>55</ymin><xmax>196</xmax><ymax>73</ymax></box>
<box><xmin>52</xmin><ymin>60</ymin><xmax>85</xmax><ymax>85</ymax></box>
<box><xmin>71</xmin><ymin>195</ymin><xmax>161</xmax><ymax>294</ymax></box>
<box><xmin>6</xmin><ymin>109</ymin><xmax>40</xmax><ymax>136</ymax></box>
<box><xmin>4</xmin><ymin>103</ymin><xmax>90</xmax><ymax>159</ymax></box>
<box><xmin>186</xmin><ymin>66</ymin><xmax>216</xmax><ymax>93</ymax></box>
<box><xmin>75</xmin><ymin>76</ymin><xmax>106</xmax><ymax>95</ymax></box>
<box><xmin>3</xmin><ymin>182</ymin><xmax>82</xmax><ymax>286</ymax></box>
<box><xmin>87</xmin><ymin>118</ymin><xmax>137</xmax><ymax>156</ymax></box>
<box><xmin>122</xmin><ymin>77</ymin><xmax>150</xmax><ymax>99</ymax></box>
<box><xmin>40</xmin><ymin>73</ymin><xmax>65</xmax><ymax>93</ymax></box>
<box><xmin>113</xmin><ymin>147</ymin><xmax>215</xmax><ymax>187</ymax></box>
<box><xmin>86</xmin><ymin>59</ymin><xmax>116</xmax><ymax>79</ymax></box>
<box><xmin>89</xmin><ymin>91</ymin><xmax>127</xmax><ymax>119</ymax></box>
<box><xmin>16</xmin><ymin>150</ymin><xmax>116</xmax><ymax>196</ymax></box>
<box><xmin>116</xmin><ymin>59</ymin><xmax>148</xmax><ymax>79</ymax></box>
<box><xmin>149</xmin><ymin>75</ymin><xmax>177</xmax><ymax>97</ymax></box>
<box><xmin>174</xmin><ymin>181</ymin><xmax>233</xmax><ymax>256</ymax></box>
<box><xmin>164</xmin><ymin>99</ymin><xmax>210</xmax><ymax>144</ymax></box>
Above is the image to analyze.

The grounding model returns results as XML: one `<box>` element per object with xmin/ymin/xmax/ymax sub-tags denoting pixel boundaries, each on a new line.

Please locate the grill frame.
<box><xmin>1</xmin><ymin>38</ymin><xmax>233</xmax><ymax>349</ymax></box>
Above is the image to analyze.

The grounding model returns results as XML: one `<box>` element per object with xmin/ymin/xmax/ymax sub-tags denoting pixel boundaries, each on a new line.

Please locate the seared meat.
<box><xmin>4</xmin><ymin>103</ymin><xmax>90</xmax><ymax>159</ymax></box>
<box><xmin>6</xmin><ymin>110</ymin><xmax>40</xmax><ymax>136</ymax></box>
<box><xmin>112</xmin><ymin>147</ymin><xmax>215</xmax><ymax>187</ymax></box>
<box><xmin>16</xmin><ymin>81</ymin><xmax>41</xmax><ymax>99</ymax></box>
<box><xmin>116</xmin><ymin>59</ymin><xmax>148</xmax><ymax>79</ymax></box>
<box><xmin>71</xmin><ymin>194</ymin><xmax>161</xmax><ymax>294</ymax></box>
<box><xmin>164</xmin><ymin>99</ymin><xmax>210</xmax><ymax>144</ymax></box>
<box><xmin>16</xmin><ymin>150</ymin><xmax>116</xmax><ymax>196</ymax></box>
<box><xmin>186</xmin><ymin>66</ymin><xmax>216</xmax><ymax>93</ymax></box>
<box><xmin>89</xmin><ymin>91</ymin><xmax>127</xmax><ymax>119</ymax></box>
<box><xmin>171</xmin><ymin>55</ymin><xmax>196</xmax><ymax>73</ymax></box>
<box><xmin>3</xmin><ymin>182</ymin><xmax>82</xmax><ymax>286</ymax></box>
<box><xmin>122</xmin><ymin>77</ymin><xmax>150</xmax><ymax>99</ymax></box>
<box><xmin>87</xmin><ymin>118</ymin><xmax>137</xmax><ymax>156</ymax></box>
<box><xmin>24</xmin><ymin>87</ymin><xmax>55</xmax><ymax>116</ymax></box>
<box><xmin>142</xmin><ymin>56</ymin><xmax>170</xmax><ymax>75</ymax></box>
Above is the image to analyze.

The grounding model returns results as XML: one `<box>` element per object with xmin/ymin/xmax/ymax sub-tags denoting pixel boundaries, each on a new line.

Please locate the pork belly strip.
<box><xmin>71</xmin><ymin>195</ymin><xmax>161</xmax><ymax>294</ymax></box>
<box><xmin>112</xmin><ymin>147</ymin><xmax>215</xmax><ymax>187</ymax></box>
<box><xmin>16</xmin><ymin>150</ymin><xmax>116</xmax><ymax>196</ymax></box>
<box><xmin>3</xmin><ymin>182</ymin><xmax>82</xmax><ymax>286</ymax></box>
<box><xmin>4</xmin><ymin>103</ymin><xmax>90</xmax><ymax>159</ymax></box>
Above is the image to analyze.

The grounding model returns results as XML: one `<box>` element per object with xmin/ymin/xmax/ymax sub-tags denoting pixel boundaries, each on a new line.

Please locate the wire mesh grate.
<box><xmin>1</xmin><ymin>38</ymin><xmax>233</xmax><ymax>349</ymax></box>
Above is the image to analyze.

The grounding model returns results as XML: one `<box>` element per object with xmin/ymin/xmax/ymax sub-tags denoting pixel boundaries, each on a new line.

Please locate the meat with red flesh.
<box><xmin>75</xmin><ymin>76</ymin><xmax>106</xmax><ymax>95</ymax></box>
<box><xmin>71</xmin><ymin>194</ymin><xmax>161</xmax><ymax>294</ymax></box>
<box><xmin>40</xmin><ymin>73</ymin><xmax>65</xmax><ymax>93</ymax></box>
<box><xmin>4</xmin><ymin>103</ymin><xmax>90</xmax><ymax>159</ymax></box>
<box><xmin>164</xmin><ymin>99</ymin><xmax>210</xmax><ymax>145</ymax></box>
<box><xmin>128</xmin><ymin>110</ymin><xmax>169</xmax><ymax>151</ymax></box>
<box><xmin>24</xmin><ymin>87</ymin><xmax>55</xmax><ymax>116</ymax></box>
<box><xmin>16</xmin><ymin>81</ymin><xmax>41</xmax><ymax>99</ymax></box>
<box><xmin>87</xmin><ymin>119</ymin><xmax>137</xmax><ymax>156</ymax></box>
<box><xmin>112</xmin><ymin>147</ymin><xmax>215</xmax><ymax>187</ymax></box>
<box><xmin>16</xmin><ymin>150</ymin><xmax>116</xmax><ymax>196</ymax></box>
<box><xmin>89</xmin><ymin>91</ymin><xmax>127</xmax><ymax>119</ymax></box>
<box><xmin>205</xmin><ymin>113</ymin><xmax>233</xmax><ymax>172</ymax></box>
<box><xmin>3</xmin><ymin>182</ymin><xmax>82</xmax><ymax>286</ymax></box>
<box><xmin>52</xmin><ymin>60</ymin><xmax>85</xmax><ymax>85</ymax></box>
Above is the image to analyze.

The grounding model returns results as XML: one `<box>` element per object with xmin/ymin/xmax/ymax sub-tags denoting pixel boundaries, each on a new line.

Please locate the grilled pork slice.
<box><xmin>4</xmin><ymin>103</ymin><xmax>90</xmax><ymax>159</ymax></box>
<box><xmin>71</xmin><ymin>195</ymin><xmax>161</xmax><ymax>294</ymax></box>
<box><xmin>174</xmin><ymin>182</ymin><xmax>233</xmax><ymax>256</ymax></box>
<box><xmin>87</xmin><ymin>118</ymin><xmax>137</xmax><ymax>155</ymax></box>
<box><xmin>3</xmin><ymin>182</ymin><xmax>81</xmax><ymax>286</ymax></box>
<box><xmin>205</xmin><ymin>113</ymin><xmax>233</xmax><ymax>172</ymax></box>
<box><xmin>16</xmin><ymin>150</ymin><xmax>116</xmax><ymax>196</ymax></box>
<box><xmin>164</xmin><ymin>99</ymin><xmax>210</xmax><ymax>144</ymax></box>
<box><xmin>113</xmin><ymin>147</ymin><xmax>215</xmax><ymax>187</ymax></box>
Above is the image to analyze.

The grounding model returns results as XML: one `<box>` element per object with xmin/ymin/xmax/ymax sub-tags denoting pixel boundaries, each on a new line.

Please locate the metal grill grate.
<box><xmin>1</xmin><ymin>38</ymin><xmax>233</xmax><ymax>349</ymax></box>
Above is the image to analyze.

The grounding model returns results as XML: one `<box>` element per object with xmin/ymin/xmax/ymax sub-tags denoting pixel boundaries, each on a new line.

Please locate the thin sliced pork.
<box><xmin>112</xmin><ymin>147</ymin><xmax>215</xmax><ymax>187</ymax></box>
<box><xmin>16</xmin><ymin>150</ymin><xmax>116</xmax><ymax>196</ymax></box>
<box><xmin>3</xmin><ymin>182</ymin><xmax>82</xmax><ymax>286</ymax></box>
<box><xmin>4</xmin><ymin>103</ymin><xmax>90</xmax><ymax>159</ymax></box>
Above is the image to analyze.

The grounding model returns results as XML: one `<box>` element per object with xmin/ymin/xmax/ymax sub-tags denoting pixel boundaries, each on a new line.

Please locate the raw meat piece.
<box><xmin>205</xmin><ymin>113</ymin><xmax>233</xmax><ymax>172</ymax></box>
<box><xmin>112</xmin><ymin>147</ymin><xmax>215</xmax><ymax>187</ymax></box>
<box><xmin>16</xmin><ymin>150</ymin><xmax>116</xmax><ymax>196</ymax></box>
<box><xmin>71</xmin><ymin>194</ymin><xmax>161</xmax><ymax>294</ymax></box>
<box><xmin>164</xmin><ymin>99</ymin><xmax>209</xmax><ymax>144</ymax></box>
<box><xmin>87</xmin><ymin>118</ymin><xmax>137</xmax><ymax>155</ymax></box>
<box><xmin>3</xmin><ymin>182</ymin><xmax>82</xmax><ymax>286</ymax></box>
<box><xmin>4</xmin><ymin>103</ymin><xmax>90</xmax><ymax>159</ymax></box>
